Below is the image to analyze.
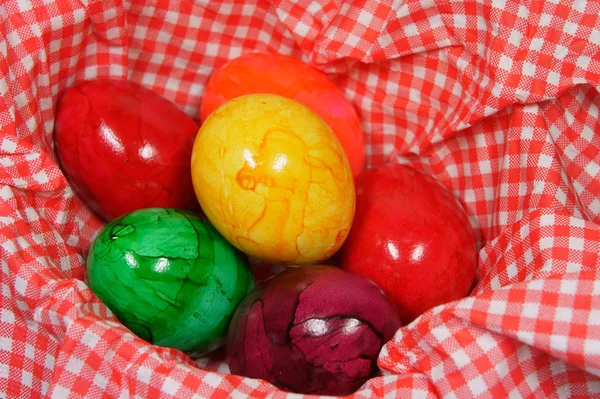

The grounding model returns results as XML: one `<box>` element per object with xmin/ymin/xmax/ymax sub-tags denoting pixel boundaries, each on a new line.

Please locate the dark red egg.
<box><xmin>338</xmin><ymin>164</ymin><xmax>478</xmax><ymax>323</ymax></box>
<box><xmin>226</xmin><ymin>265</ymin><xmax>401</xmax><ymax>396</ymax></box>
<box><xmin>53</xmin><ymin>79</ymin><xmax>200</xmax><ymax>221</ymax></box>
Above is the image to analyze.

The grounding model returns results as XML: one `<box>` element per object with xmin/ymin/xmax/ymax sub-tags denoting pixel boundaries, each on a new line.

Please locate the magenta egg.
<box><xmin>226</xmin><ymin>265</ymin><xmax>401</xmax><ymax>396</ymax></box>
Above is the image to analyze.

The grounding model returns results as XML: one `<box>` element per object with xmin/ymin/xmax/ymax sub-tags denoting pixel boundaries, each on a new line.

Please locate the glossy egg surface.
<box><xmin>200</xmin><ymin>52</ymin><xmax>365</xmax><ymax>176</ymax></box>
<box><xmin>338</xmin><ymin>164</ymin><xmax>478</xmax><ymax>323</ymax></box>
<box><xmin>54</xmin><ymin>79</ymin><xmax>199</xmax><ymax>221</ymax></box>
<box><xmin>191</xmin><ymin>94</ymin><xmax>355</xmax><ymax>265</ymax></box>
<box><xmin>87</xmin><ymin>208</ymin><xmax>254</xmax><ymax>355</ymax></box>
<box><xmin>226</xmin><ymin>265</ymin><xmax>401</xmax><ymax>395</ymax></box>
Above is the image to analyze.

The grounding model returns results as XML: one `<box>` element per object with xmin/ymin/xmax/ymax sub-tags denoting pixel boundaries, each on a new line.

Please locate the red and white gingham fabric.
<box><xmin>2</xmin><ymin>0</ymin><xmax>600</xmax><ymax>397</ymax></box>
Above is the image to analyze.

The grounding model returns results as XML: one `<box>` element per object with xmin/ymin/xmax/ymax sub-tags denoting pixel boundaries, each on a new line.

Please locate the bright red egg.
<box><xmin>338</xmin><ymin>164</ymin><xmax>478</xmax><ymax>323</ymax></box>
<box><xmin>54</xmin><ymin>79</ymin><xmax>200</xmax><ymax>221</ymax></box>
<box><xmin>200</xmin><ymin>52</ymin><xmax>366</xmax><ymax>176</ymax></box>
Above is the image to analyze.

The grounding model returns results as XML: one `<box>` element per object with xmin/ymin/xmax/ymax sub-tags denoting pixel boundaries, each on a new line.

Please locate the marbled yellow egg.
<box><xmin>191</xmin><ymin>94</ymin><xmax>355</xmax><ymax>265</ymax></box>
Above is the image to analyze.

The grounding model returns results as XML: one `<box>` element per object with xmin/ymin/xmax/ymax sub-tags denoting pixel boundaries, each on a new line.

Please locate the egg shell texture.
<box><xmin>191</xmin><ymin>94</ymin><xmax>356</xmax><ymax>265</ymax></box>
<box><xmin>338</xmin><ymin>164</ymin><xmax>478</xmax><ymax>323</ymax></box>
<box><xmin>226</xmin><ymin>265</ymin><xmax>401</xmax><ymax>396</ymax></box>
<box><xmin>54</xmin><ymin>79</ymin><xmax>200</xmax><ymax>221</ymax></box>
<box><xmin>200</xmin><ymin>52</ymin><xmax>365</xmax><ymax>176</ymax></box>
<box><xmin>86</xmin><ymin>208</ymin><xmax>254</xmax><ymax>354</ymax></box>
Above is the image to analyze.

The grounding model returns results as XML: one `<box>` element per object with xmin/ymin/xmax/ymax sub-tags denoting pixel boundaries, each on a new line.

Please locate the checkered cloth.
<box><xmin>2</xmin><ymin>0</ymin><xmax>600</xmax><ymax>397</ymax></box>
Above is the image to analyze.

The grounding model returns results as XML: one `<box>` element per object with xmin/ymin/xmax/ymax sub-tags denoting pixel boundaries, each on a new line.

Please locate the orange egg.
<box><xmin>200</xmin><ymin>52</ymin><xmax>365</xmax><ymax>176</ymax></box>
<box><xmin>191</xmin><ymin>94</ymin><xmax>355</xmax><ymax>265</ymax></box>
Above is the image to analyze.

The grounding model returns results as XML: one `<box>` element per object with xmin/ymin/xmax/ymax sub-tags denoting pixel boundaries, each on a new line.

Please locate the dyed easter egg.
<box><xmin>87</xmin><ymin>208</ymin><xmax>254</xmax><ymax>354</ymax></box>
<box><xmin>191</xmin><ymin>94</ymin><xmax>355</xmax><ymax>265</ymax></box>
<box><xmin>200</xmin><ymin>52</ymin><xmax>365</xmax><ymax>176</ymax></box>
<box><xmin>226</xmin><ymin>265</ymin><xmax>401</xmax><ymax>396</ymax></box>
<box><xmin>54</xmin><ymin>79</ymin><xmax>200</xmax><ymax>221</ymax></box>
<box><xmin>338</xmin><ymin>164</ymin><xmax>477</xmax><ymax>323</ymax></box>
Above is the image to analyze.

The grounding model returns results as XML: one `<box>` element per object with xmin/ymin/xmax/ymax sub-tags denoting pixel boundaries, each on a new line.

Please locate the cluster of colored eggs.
<box><xmin>54</xmin><ymin>52</ymin><xmax>477</xmax><ymax>396</ymax></box>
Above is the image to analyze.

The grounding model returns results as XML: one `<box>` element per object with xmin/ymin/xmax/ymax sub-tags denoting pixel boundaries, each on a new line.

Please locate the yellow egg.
<box><xmin>191</xmin><ymin>93</ymin><xmax>356</xmax><ymax>265</ymax></box>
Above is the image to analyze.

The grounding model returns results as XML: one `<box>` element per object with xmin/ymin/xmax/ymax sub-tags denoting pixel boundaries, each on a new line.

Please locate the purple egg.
<box><xmin>226</xmin><ymin>265</ymin><xmax>402</xmax><ymax>395</ymax></box>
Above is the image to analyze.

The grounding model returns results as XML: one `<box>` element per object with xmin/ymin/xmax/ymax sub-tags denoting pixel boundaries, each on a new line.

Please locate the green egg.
<box><xmin>87</xmin><ymin>208</ymin><xmax>254</xmax><ymax>355</ymax></box>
